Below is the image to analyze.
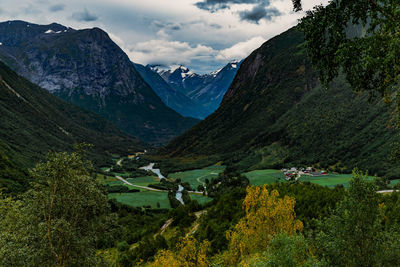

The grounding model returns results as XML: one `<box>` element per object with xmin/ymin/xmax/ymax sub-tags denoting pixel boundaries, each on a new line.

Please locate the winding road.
<box><xmin>115</xmin><ymin>175</ymin><xmax>165</xmax><ymax>192</ymax></box>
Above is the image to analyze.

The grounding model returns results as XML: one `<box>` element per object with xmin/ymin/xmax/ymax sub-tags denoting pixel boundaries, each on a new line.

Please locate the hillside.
<box><xmin>0</xmin><ymin>20</ymin><xmax>198</xmax><ymax>144</ymax></box>
<box><xmin>160</xmin><ymin>27</ymin><xmax>398</xmax><ymax>177</ymax></box>
<box><xmin>0</xmin><ymin>61</ymin><xmax>145</xmax><ymax>192</ymax></box>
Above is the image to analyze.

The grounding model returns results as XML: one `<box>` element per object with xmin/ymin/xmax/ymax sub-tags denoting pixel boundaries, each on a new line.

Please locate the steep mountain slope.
<box><xmin>0</xmin><ymin>60</ymin><xmax>144</xmax><ymax>192</ymax></box>
<box><xmin>152</xmin><ymin>62</ymin><xmax>241</xmax><ymax>119</ymax></box>
<box><xmin>161</xmin><ymin>27</ymin><xmax>398</xmax><ymax>177</ymax></box>
<box><xmin>133</xmin><ymin>63</ymin><xmax>199</xmax><ymax>118</ymax></box>
<box><xmin>0</xmin><ymin>20</ymin><xmax>197</xmax><ymax>144</ymax></box>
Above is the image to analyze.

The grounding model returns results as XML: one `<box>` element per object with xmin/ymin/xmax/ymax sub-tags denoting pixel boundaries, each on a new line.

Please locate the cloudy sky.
<box><xmin>0</xmin><ymin>0</ymin><xmax>328</xmax><ymax>73</ymax></box>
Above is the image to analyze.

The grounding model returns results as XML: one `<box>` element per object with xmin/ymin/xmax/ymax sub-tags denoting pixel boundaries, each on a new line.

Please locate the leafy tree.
<box><xmin>0</xmin><ymin>150</ymin><xmax>114</xmax><ymax>266</ymax></box>
<box><xmin>224</xmin><ymin>185</ymin><xmax>303</xmax><ymax>265</ymax></box>
<box><xmin>314</xmin><ymin>169</ymin><xmax>400</xmax><ymax>266</ymax></box>
<box><xmin>295</xmin><ymin>0</ymin><xmax>400</xmax><ymax>113</ymax></box>
<box><xmin>247</xmin><ymin>233</ymin><xmax>321</xmax><ymax>266</ymax></box>
<box><xmin>148</xmin><ymin>236</ymin><xmax>210</xmax><ymax>267</ymax></box>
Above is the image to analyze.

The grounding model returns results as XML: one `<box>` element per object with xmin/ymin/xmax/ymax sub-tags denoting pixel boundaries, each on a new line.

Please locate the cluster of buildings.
<box><xmin>281</xmin><ymin>167</ymin><xmax>328</xmax><ymax>181</ymax></box>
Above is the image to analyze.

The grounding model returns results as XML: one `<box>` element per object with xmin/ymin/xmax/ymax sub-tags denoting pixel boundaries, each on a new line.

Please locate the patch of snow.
<box><xmin>45</xmin><ymin>29</ymin><xmax>63</xmax><ymax>34</ymax></box>
<box><xmin>169</xmin><ymin>65</ymin><xmax>182</xmax><ymax>72</ymax></box>
<box><xmin>0</xmin><ymin>42</ymin><xmax>2</xmax><ymax>46</ymax></box>
<box><xmin>175</xmin><ymin>185</ymin><xmax>184</xmax><ymax>205</ymax></box>
<box><xmin>231</xmin><ymin>64</ymin><xmax>237</xmax><ymax>68</ymax></box>
<box><xmin>210</xmin><ymin>68</ymin><xmax>223</xmax><ymax>77</ymax></box>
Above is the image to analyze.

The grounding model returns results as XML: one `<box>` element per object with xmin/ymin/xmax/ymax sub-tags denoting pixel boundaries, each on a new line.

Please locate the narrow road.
<box><xmin>115</xmin><ymin>176</ymin><xmax>165</xmax><ymax>192</ymax></box>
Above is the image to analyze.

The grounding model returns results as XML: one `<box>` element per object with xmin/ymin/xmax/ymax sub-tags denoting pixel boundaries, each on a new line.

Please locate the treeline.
<box><xmin>145</xmin><ymin>170</ymin><xmax>400</xmax><ymax>266</ymax></box>
<box><xmin>2</xmin><ymin>150</ymin><xmax>400</xmax><ymax>266</ymax></box>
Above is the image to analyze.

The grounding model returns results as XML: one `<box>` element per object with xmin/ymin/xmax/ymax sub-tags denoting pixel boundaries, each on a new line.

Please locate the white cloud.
<box><xmin>0</xmin><ymin>0</ymin><xmax>330</xmax><ymax>72</ymax></box>
<box><xmin>216</xmin><ymin>36</ymin><xmax>266</xmax><ymax>61</ymax></box>
<box><xmin>128</xmin><ymin>39</ymin><xmax>217</xmax><ymax>67</ymax></box>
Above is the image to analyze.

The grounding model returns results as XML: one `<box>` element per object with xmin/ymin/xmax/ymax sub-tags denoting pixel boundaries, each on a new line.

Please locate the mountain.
<box><xmin>145</xmin><ymin>62</ymin><xmax>241</xmax><ymax>119</ymax></box>
<box><xmin>0</xmin><ymin>61</ymin><xmax>146</xmax><ymax>193</ymax></box>
<box><xmin>0</xmin><ymin>20</ymin><xmax>198</xmax><ymax>144</ymax></box>
<box><xmin>160</xmin><ymin>27</ymin><xmax>399</xmax><ymax>177</ymax></box>
<box><xmin>133</xmin><ymin>63</ymin><xmax>199</xmax><ymax>119</ymax></box>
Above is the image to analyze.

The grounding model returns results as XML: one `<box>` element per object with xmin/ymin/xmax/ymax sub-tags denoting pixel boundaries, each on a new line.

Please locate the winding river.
<box><xmin>139</xmin><ymin>163</ymin><xmax>165</xmax><ymax>179</ymax></box>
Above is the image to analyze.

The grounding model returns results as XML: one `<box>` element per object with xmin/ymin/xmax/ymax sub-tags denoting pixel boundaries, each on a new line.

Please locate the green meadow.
<box><xmin>244</xmin><ymin>169</ymin><xmax>375</xmax><ymax>188</ymax></box>
<box><xmin>168</xmin><ymin>164</ymin><xmax>225</xmax><ymax>189</ymax></box>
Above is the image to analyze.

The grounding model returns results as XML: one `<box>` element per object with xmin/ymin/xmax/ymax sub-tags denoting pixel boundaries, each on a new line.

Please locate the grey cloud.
<box><xmin>195</xmin><ymin>0</ymin><xmax>270</xmax><ymax>11</ymax></box>
<box><xmin>209</xmin><ymin>23</ymin><xmax>222</xmax><ymax>29</ymax></box>
<box><xmin>170</xmin><ymin>24</ymin><xmax>181</xmax><ymax>31</ymax></box>
<box><xmin>239</xmin><ymin>5</ymin><xmax>280</xmax><ymax>23</ymax></box>
<box><xmin>71</xmin><ymin>8</ymin><xmax>98</xmax><ymax>22</ymax></box>
<box><xmin>149</xmin><ymin>20</ymin><xmax>182</xmax><ymax>31</ymax></box>
<box><xmin>49</xmin><ymin>4</ymin><xmax>65</xmax><ymax>12</ymax></box>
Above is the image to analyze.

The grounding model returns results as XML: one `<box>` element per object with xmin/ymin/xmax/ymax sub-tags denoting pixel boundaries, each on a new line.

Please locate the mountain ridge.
<box><xmin>0</xmin><ymin>20</ymin><xmax>198</xmax><ymax>144</ymax></box>
<box><xmin>0</xmin><ymin>61</ymin><xmax>145</xmax><ymax>192</ymax></box>
<box><xmin>160</xmin><ymin>27</ymin><xmax>398</xmax><ymax>177</ymax></box>
<box><xmin>136</xmin><ymin>61</ymin><xmax>241</xmax><ymax>119</ymax></box>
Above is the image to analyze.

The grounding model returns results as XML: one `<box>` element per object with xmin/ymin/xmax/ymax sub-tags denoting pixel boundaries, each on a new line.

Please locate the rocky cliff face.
<box><xmin>0</xmin><ymin>20</ymin><xmax>198</xmax><ymax>144</ymax></box>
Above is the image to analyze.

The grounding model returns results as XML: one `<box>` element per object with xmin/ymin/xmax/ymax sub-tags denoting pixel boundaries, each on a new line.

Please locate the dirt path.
<box><xmin>196</xmin><ymin>172</ymin><xmax>218</xmax><ymax>186</ymax></box>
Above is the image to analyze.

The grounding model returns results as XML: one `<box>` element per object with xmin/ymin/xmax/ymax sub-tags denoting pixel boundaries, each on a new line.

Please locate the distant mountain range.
<box><xmin>134</xmin><ymin>61</ymin><xmax>241</xmax><ymax>119</ymax></box>
<box><xmin>0</xmin><ymin>61</ymin><xmax>143</xmax><ymax>193</ymax></box>
<box><xmin>161</xmin><ymin>27</ymin><xmax>399</xmax><ymax>178</ymax></box>
<box><xmin>0</xmin><ymin>20</ymin><xmax>198</xmax><ymax>144</ymax></box>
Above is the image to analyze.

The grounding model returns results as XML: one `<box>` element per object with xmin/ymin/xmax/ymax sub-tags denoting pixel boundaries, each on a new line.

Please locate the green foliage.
<box><xmin>0</xmin><ymin>145</ymin><xmax>30</xmax><ymax>194</ymax></box>
<box><xmin>249</xmin><ymin>233</ymin><xmax>321</xmax><ymax>267</ymax></box>
<box><xmin>195</xmin><ymin>188</ymin><xmax>246</xmax><ymax>254</ymax></box>
<box><xmin>264</xmin><ymin>182</ymin><xmax>345</xmax><ymax>230</ymax></box>
<box><xmin>206</xmin><ymin>171</ymin><xmax>250</xmax><ymax>197</ymax></box>
<box><xmin>0</xmin><ymin>60</ymin><xmax>143</xmax><ymax>193</ymax></box>
<box><xmin>299</xmin><ymin>1</ymin><xmax>400</xmax><ymax>110</ymax></box>
<box><xmin>104</xmin><ymin>184</ymin><xmax>140</xmax><ymax>193</ymax></box>
<box><xmin>314</xmin><ymin>169</ymin><xmax>400</xmax><ymax>266</ymax></box>
<box><xmin>0</xmin><ymin>151</ymin><xmax>114</xmax><ymax>266</ymax></box>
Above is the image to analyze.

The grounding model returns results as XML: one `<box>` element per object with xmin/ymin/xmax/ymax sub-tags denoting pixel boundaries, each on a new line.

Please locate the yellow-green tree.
<box><xmin>224</xmin><ymin>185</ymin><xmax>303</xmax><ymax>265</ymax></box>
<box><xmin>147</xmin><ymin>236</ymin><xmax>210</xmax><ymax>267</ymax></box>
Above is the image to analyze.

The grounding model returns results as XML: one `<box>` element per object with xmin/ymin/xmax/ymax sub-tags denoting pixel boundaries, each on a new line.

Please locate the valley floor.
<box><xmin>100</xmin><ymin>157</ymin><xmax>400</xmax><ymax>209</ymax></box>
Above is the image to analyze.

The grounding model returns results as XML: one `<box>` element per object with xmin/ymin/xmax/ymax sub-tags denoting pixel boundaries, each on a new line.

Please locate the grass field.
<box><xmin>244</xmin><ymin>169</ymin><xmax>374</xmax><ymax>188</ymax></box>
<box><xmin>126</xmin><ymin>176</ymin><xmax>160</xmax><ymax>187</ymax></box>
<box><xmin>108</xmin><ymin>191</ymin><xmax>171</xmax><ymax>209</ymax></box>
<box><xmin>105</xmin><ymin>175</ymin><xmax>212</xmax><ymax>208</ymax></box>
<box><xmin>389</xmin><ymin>179</ymin><xmax>400</xmax><ymax>186</ymax></box>
<box><xmin>108</xmin><ymin>190</ymin><xmax>212</xmax><ymax>209</ymax></box>
<box><xmin>168</xmin><ymin>165</ymin><xmax>225</xmax><ymax>189</ymax></box>
<box><xmin>244</xmin><ymin>169</ymin><xmax>285</xmax><ymax>185</ymax></box>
